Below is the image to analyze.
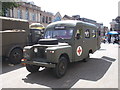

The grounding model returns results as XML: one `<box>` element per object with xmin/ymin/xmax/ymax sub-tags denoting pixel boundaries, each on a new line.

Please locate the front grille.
<box><xmin>34</xmin><ymin>47</ymin><xmax>47</xmax><ymax>59</ymax></box>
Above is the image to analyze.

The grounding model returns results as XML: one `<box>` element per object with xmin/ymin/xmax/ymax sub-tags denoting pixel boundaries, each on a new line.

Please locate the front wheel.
<box><xmin>26</xmin><ymin>64</ymin><xmax>40</xmax><ymax>73</ymax></box>
<box><xmin>53</xmin><ymin>57</ymin><xmax>68</xmax><ymax>78</ymax></box>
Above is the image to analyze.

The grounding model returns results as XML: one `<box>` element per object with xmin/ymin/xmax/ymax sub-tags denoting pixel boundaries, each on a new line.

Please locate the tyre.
<box><xmin>26</xmin><ymin>64</ymin><xmax>40</xmax><ymax>73</ymax></box>
<box><xmin>9</xmin><ymin>48</ymin><xmax>23</xmax><ymax>64</ymax></box>
<box><xmin>53</xmin><ymin>57</ymin><xmax>68</xmax><ymax>78</ymax></box>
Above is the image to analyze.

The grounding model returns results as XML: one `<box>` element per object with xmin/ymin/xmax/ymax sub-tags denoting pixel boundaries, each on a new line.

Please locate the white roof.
<box><xmin>47</xmin><ymin>20</ymin><xmax>96</xmax><ymax>27</ymax></box>
<box><xmin>0</xmin><ymin>16</ymin><xmax>28</xmax><ymax>22</ymax></box>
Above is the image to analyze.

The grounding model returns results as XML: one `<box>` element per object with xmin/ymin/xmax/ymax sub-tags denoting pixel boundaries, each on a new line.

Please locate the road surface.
<box><xmin>0</xmin><ymin>43</ymin><xmax>119</xmax><ymax>89</ymax></box>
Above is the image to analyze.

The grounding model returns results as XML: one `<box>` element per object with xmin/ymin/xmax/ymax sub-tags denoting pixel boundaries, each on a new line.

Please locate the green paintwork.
<box><xmin>0</xmin><ymin>17</ymin><xmax>44</xmax><ymax>61</ymax></box>
<box><xmin>23</xmin><ymin>20</ymin><xmax>100</xmax><ymax>67</ymax></box>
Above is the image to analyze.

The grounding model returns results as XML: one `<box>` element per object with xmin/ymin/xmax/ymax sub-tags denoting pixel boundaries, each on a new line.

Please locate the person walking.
<box><xmin>108</xmin><ymin>37</ymin><xmax>111</xmax><ymax>43</ymax></box>
<box><xmin>111</xmin><ymin>36</ymin><xmax>115</xmax><ymax>44</ymax></box>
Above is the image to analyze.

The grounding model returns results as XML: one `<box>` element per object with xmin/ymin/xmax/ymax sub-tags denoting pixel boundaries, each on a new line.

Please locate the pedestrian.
<box><xmin>102</xmin><ymin>37</ymin><xmax>106</xmax><ymax>43</ymax></box>
<box><xmin>111</xmin><ymin>36</ymin><xmax>115</xmax><ymax>44</ymax></box>
<box><xmin>114</xmin><ymin>36</ymin><xmax>119</xmax><ymax>44</ymax></box>
<box><xmin>108</xmin><ymin>37</ymin><xmax>111</xmax><ymax>43</ymax></box>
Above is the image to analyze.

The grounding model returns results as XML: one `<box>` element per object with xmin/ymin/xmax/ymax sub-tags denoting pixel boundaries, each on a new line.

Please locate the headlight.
<box><xmin>45</xmin><ymin>50</ymin><xmax>47</xmax><ymax>53</ymax></box>
<box><xmin>23</xmin><ymin>49</ymin><xmax>26</xmax><ymax>52</ymax></box>
<box><xmin>24</xmin><ymin>53</ymin><xmax>30</xmax><ymax>58</ymax></box>
<box><xmin>34</xmin><ymin>48</ymin><xmax>38</xmax><ymax>53</ymax></box>
<box><xmin>50</xmin><ymin>51</ymin><xmax>55</xmax><ymax>53</ymax></box>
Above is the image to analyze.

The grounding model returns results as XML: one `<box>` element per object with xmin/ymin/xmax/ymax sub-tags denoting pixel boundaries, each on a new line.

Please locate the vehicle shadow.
<box><xmin>22</xmin><ymin>56</ymin><xmax>116</xmax><ymax>88</ymax></box>
<box><xmin>2</xmin><ymin>60</ymin><xmax>24</xmax><ymax>74</ymax></box>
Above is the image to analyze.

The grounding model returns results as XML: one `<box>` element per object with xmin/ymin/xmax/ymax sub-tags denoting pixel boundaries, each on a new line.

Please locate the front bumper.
<box><xmin>22</xmin><ymin>60</ymin><xmax>55</xmax><ymax>68</ymax></box>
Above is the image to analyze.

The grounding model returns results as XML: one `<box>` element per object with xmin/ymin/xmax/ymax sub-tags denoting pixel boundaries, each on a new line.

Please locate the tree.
<box><xmin>0</xmin><ymin>1</ymin><xmax>20</xmax><ymax>16</ymax></box>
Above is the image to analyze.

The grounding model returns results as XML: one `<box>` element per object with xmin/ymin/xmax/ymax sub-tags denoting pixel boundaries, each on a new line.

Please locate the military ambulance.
<box><xmin>22</xmin><ymin>20</ymin><xmax>101</xmax><ymax>78</ymax></box>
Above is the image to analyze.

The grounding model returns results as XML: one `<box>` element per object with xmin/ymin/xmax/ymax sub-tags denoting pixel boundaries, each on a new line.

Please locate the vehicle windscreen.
<box><xmin>44</xmin><ymin>29</ymin><xmax>73</xmax><ymax>39</ymax></box>
<box><xmin>30</xmin><ymin>29</ymin><xmax>42</xmax><ymax>37</ymax></box>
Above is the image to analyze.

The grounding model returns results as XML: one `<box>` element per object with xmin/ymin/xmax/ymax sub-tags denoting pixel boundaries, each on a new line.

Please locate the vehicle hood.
<box><xmin>33</xmin><ymin>42</ymin><xmax>69</xmax><ymax>47</ymax></box>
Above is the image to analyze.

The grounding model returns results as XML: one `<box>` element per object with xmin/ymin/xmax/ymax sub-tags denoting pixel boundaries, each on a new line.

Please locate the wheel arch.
<box><xmin>7</xmin><ymin>45</ymin><xmax>23</xmax><ymax>58</ymax></box>
<box><xmin>59</xmin><ymin>53</ymin><xmax>70</xmax><ymax>63</ymax></box>
<box><xmin>89</xmin><ymin>49</ymin><xmax>93</xmax><ymax>54</ymax></box>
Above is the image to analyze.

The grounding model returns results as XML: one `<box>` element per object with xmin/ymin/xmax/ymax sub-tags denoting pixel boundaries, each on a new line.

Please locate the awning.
<box><xmin>107</xmin><ymin>31</ymin><xmax>118</xmax><ymax>35</ymax></box>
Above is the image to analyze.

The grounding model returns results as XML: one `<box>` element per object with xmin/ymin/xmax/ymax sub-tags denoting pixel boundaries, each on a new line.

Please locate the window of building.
<box><xmin>18</xmin><ymin>9</ymin><xmax>22</xmax><ymax>19</ymax></box>
<box><xmin>85</xmin><ymin>29</ymin><xmax>90</xmax><ymax>38</ymax></box>
<box><xmin>92</xmin><ymin>30</ymin><xmax>96</xmax><ymax>38</ymax></box>
<box><xmin>49</xmin><ymin>17</ymin><xmax>51</xmax><ymax>21</ymax></box>
<box><xmin>5</xmin><ymin>9</ymin><xmax>10</xmax><ymax>17</ymax></box>
<box><xmin>32</xmin><ymin>13</ymin><xmax>36</xmax><ymax>21</ymax></box>
<box><xmin>40</xmin><ymin>14</ymin><xmax>42</xmax><ymax>22</ymax></box>
<box><xmin>25</xmin><ymin>8</ymin><xmax>29</xmax><ymax>20</ymax></box>
<box><xmin>42</xmin><ymin>16</ymin><xmax>45</xmax><ymax>23</ymax></box>
<box><xmin>46</xmin><ymin>16</ymin><xmax>48</xmax><ymax>23</ymax></box>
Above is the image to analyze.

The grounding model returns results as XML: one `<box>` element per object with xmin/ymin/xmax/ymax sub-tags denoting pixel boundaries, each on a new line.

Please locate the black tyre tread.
<box><xmin>26</xmin><ymin>64</ymin><xmax>40</xmax><ymax>73</ymax></box>
<box><xmin>53</xmin><ymin>57</ymin><xmax>68</xmax><ymax>78</ymax></box>
<box><xmin>9</xmin><ymin>48</ymin><xmax>23</xmax><ymax>64</ymax></box>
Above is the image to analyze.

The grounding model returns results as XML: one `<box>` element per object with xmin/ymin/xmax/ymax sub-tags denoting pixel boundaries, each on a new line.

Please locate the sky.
<box><xmin>28</xmin><ymin>0</ymin><xmax>119</xmax><ymax>28</ymax></box>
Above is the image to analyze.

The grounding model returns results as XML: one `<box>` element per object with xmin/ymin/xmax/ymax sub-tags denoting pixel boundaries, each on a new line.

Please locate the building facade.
<box><xmin>115</xmin><ymin>16</ymin><xmax>120</xmax><ymax>34</ymax></box>
<box><xmin>5</xmin><ymin>2</ymin><xmax>54</xmax><ymax>27</ymax></box>
<box><xmin>52</xmin><ymin>12</ymin><xmax>62</xmax><ymax>22</ymax></box>
<box><xmin>110</xmin><ymin>19</ymin><xmax>118</xmax><ymax>31</ymax></box>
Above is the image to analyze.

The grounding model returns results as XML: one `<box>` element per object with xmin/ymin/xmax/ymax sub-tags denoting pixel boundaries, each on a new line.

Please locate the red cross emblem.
<box><xmin>76</xmin><ymin>46</ymin><xmax>82</xmax><ymax>56</ymax></box>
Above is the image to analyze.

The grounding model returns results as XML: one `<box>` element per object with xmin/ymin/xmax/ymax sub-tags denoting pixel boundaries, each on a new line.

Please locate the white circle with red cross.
<box><xmin>76</xmin><ymin>46</ymin><xmax>82</xmax><ymax>56</ymax></box>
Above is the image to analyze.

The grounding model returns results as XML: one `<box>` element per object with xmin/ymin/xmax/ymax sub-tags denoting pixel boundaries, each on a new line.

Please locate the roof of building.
<box><xmin>63</xmin><ymin>15</ymin><xmax>74</xmax><ymax>20</ymax></box>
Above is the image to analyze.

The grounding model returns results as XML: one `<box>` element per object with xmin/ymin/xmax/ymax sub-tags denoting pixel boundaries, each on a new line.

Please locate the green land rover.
<box><xmin>22</xmin><ymin>20</ymin><xmax>101</xmax><ymax>78</ymax></box>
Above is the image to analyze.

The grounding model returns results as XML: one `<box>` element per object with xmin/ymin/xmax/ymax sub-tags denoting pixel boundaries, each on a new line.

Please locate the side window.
<box><xmin>85</xmin><ymin>29</ymin><xmax>90</xmax><ymax>38</ymax></box>
<box><xmin>98</xmin><ymin>30</ymin><xmax>101</xmax><ymax>36</ymax></box>
<box><xmin>34</xmin><ymin>31</ymin><xmax>41</xmax><ymax>38</ymax></box>
<box><xmin>75</xmin><ymin>29</ymin><xmax>82</xmax><ymax>39</ymax></box>
<box><xmin>92</xmin><ymin>30</ymin><xmax>96</xmax><ymax>38</ymax></box>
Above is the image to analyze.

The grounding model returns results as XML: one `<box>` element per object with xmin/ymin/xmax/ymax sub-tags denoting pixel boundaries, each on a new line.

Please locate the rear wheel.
<box><xmin>9</xmin><ymin>48</ymin><xmax>23</xmax><ymax>64</ymax></box>
<box><xmin>26</xmin><ymin>64</ymin><xmax>40</xmax><ymax>73</ymax></box>
<box><xmin>53</xmin><ymin>57</ymin><xmax>68</xmax><ymax>78</ymax></box>
<box><xmin>83</xmin><ymin>53</ymin><xmax>90</xmax><ymax>62</ymax></box>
